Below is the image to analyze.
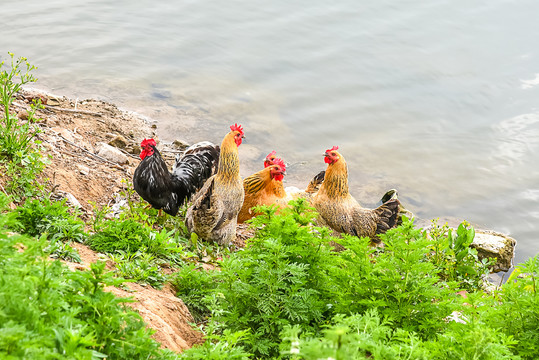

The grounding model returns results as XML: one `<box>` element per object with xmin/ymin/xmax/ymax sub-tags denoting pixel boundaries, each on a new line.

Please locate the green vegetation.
<box><xmin>176</xmin><ymin>202</ymin><xmax>538</xmax><ymax>359</ymax></box>
<box><xmin>0</xmin><ymin>194</ymin><xmax>178</xmax><ymax>359</ymax></box>
<box><xmin>0</xmin><ymin>52</ymin><xmax>49</xmax><ymax>202</ymax></box>
<box><xmin>1</xmin><ymin>53</ymin><xmax>537</xmax><ymax>359</ymax></box>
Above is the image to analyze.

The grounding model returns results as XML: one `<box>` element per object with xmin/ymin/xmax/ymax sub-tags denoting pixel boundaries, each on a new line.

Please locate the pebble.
<box><xmin>108</xmin><ymin>134</ymin><xmax>129</xmax><ymax>149</ymax></box>
<box><xmin>77</xmin><ymin>164</ymin><xmax>90</xmax><ymax>176</ymax></box>
<box><xmin>94</xmin><ymin>142</ymin><xmax>129</xmax><ymax>164</ymax></box>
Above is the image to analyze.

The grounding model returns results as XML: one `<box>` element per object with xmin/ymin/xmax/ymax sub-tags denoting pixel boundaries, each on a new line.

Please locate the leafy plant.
<box><xmin>280</xmin><ymin>309</ymin><xmax>428</xmax><ymax>359</ymax></box>
<box><xmin>0</xmin><ymin>216</ymin><xmax>178</xmax><ymax>359</ymax></box>
<box><xmin>87</xmin><ymin>218</ymin><xmax>152</xmax><ymax>254</ymax></box>
<box><xmin>179</xmin><ymin>320</ymin><xmax>251</xmax><ymax>359</ymax></box>
<box><xmin>172</xmin><ymin>263</ymin><xmax>219</xmax><ymax>322</ymax></box>
<box><xmin>329</xmin><ymin>217</ymin><xmax>460</xmax><ymax>338</ymax></box>
<box><xmin>47</xmin><ymin>238</ymin><xmax>82</xmax><ymax>263</ymax></box>
<box><xmin>479</xmin><ymin>255</ymin><xmax>539</xmax><ymax>359</ymax></box>
<box><xmin>427</xmin><ymin>219</ymin><xmax>492</xmax><ymax>291</ymax></box>
<box><xmin>110</xmin><ymin>250</ymin><xmax>169</xmax><ymax>289</ymax></box>
<box><xmin>206</xmin><ymin>200</ymin><xmax>337</xmax><ymax>358</ymax></box>
<box><xmin>13</xmin><ymin>196</ymin><xmax>86</xmax><ymax>242</ymax></box>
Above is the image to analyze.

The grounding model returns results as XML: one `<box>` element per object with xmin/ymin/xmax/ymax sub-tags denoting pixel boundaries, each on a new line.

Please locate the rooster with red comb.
<box><xmin>133</xmin><ymin>138</ymin><xmax>219</xmax><ymax>216</ymax></box>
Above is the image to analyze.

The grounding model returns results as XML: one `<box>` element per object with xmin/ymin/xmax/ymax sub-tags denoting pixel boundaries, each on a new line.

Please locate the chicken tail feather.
<box><xmin>305</xmin><ymin>170</ymin><xmax>325</xmax><ymax>193</ymax></box>
<box><xmin>172</xmin><ymin>142</ymin><xmax>220</xmax><ymax>205</ymax></box>
<box><xmin>374</xmin><ymin>198</ymin><xmax>400</xmax><ymax>235</ymax></box>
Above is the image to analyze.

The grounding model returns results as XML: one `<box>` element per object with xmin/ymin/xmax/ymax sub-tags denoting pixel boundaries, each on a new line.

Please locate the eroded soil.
<box><xmin>7</xmin><ymin>89</ymin><xmax>205</xmax><ymax>352</ymax></box>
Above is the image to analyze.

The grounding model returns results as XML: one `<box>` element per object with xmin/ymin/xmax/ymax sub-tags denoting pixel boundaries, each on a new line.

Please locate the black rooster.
<box><xmin>133</xmin><ymin>138</ymin><xmax>219</xmax><ymax>216</ymax></box>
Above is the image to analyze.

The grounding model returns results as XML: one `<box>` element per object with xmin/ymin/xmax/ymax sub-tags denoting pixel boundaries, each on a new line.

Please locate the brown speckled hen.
<box><xmin>185</xmin><ymin>124</ymin><xmax>245</xmax><ymax>245</ymax></box>
<box><xmin>312</xmin><ymin>146</ymin><xmax>400</xmax><ymax>240</ymax></box>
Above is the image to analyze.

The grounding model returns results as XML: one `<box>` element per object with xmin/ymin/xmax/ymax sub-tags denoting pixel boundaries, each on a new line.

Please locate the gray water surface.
<box><xmin>2</xmin><ymin>0</ymin><xmax>539</xmax><ymax>264</ymax></box>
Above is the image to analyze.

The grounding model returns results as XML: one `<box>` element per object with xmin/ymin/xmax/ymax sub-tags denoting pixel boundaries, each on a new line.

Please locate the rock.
<box><xmin>108</xmin><ymin>135</ymin><xmax>129</xmax><ymax>149</ymax></box>
<box><xmin>77</xmin><ymin>164</ymin><xmax>90</xmax><ymax>176</ymax></box>
<box><xmin>471</xmin><ymin>230</ymin><xmax>516</xmax><ymax>273</ymax></box>
<box><xmin>94</xmin><ymin>142</ymin><xmax>129</xmax><ymax>164</ymax></box>
<box><xmin>47</xmin><ymin>96</ymin><xmax>60</xmax><ymax>106</ymax></box>
<box><xmin>72</xmin><ymin>133</ymin><xmax>94</xmax><ymax>152</ymax></box>
<box><xmin>53</xmin><ymin>127</ymin><xmax>75</xmax><ymax>143</ymax></box>
<box><xmin>65</xmin><ymin>192</ymin><xmax>82</xmax><ymax>208</ymax></box>
<box><xmin>17</xmin><ymin>109</ymin><xmax>29</xmax><ymax>120</ymax></box>
<box><xmin>126</xmin><ymin>143</ymin><xmax>140</xmax><ymax>155</ymax></box>
<box><xmin>172</xmin><ymin>139</ymin><xmax>190</xmax><ymax>150</ymax></box>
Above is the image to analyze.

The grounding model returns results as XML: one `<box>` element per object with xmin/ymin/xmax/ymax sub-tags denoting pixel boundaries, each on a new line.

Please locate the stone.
<box><xmin>471</xmin><ymin>230</ymin><xmax>517</xmax><ymax>273</ymax></box>
<box><xmin>52</xmin><ymin>127</ymin><xmax>75</xmax><ymax>143</ymax></box>
<box><xmin>108</xmin><ymin>134</ymin><xmax>129</xmax><ymax>149</ymax></box>
<box><xmin>77</xmin><ymin>164</ymin><xmax>90</xmax><ymax>175</ymax></box>
<box><xmin>65</xmin><ymin>192</ymin><xmax>82</xmax><ymax>208</ymax></box>
<box><xmin>172</xmin><ymin>139</ymin><xmax>190</xmax><ymax>150</ymax></box>
<box><xmin>17</xmin><ymin>109</ymin><xmax>29</xmax><ymax>120</ymax></box>
<box><xmin>94</xmin><ymin>142</ymin><xmax>129</xmax><ymax>164</ymax></box>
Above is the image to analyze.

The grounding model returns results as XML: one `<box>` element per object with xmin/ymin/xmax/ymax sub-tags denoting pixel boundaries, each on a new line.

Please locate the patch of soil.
<box><xmin>12</xmin><ymin>89</ymin><xmax>204</xmax><ymax>352</ymax></box>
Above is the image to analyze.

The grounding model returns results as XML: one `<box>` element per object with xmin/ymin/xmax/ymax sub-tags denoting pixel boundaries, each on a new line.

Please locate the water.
<box><xmin>2</xmin><ymin>0</ymin><xmax>539</xmax><ymax>264</ymax></box>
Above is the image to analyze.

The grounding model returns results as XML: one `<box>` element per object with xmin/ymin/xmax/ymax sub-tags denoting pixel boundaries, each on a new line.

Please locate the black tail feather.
<box><xmin>171</xmin><ymin>142</ymin><xmax>219</xmax><ymax>205</ymax></box>
<box><xmin>374</xmin><ymin>199</ymin><xmax>400</xmax><ymax>235</ymax></box>
<box><xmin>305</xmin><ymin>170</ymin><xmax>325</xmax><ymax>193</ymax></box>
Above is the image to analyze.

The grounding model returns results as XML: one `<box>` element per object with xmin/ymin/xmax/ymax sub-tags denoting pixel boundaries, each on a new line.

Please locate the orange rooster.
<box><xmin>265</xmin><ymin>151</ymin><xmax>325</xmax><ymax>202</ymax></box>
<box><xmin>312</xmin><ymin>146</ymin><xmax>400</xmax><ymax>240</ymax></box>
<box><xmin>185</xmin><ymin>124</ymin><xmax>245</xmax><ymax>245</ymax></box>
<box><xmin>238</xmin><ymin>157</ymin><xmax>287</xmax><ymax>223</ymax></box>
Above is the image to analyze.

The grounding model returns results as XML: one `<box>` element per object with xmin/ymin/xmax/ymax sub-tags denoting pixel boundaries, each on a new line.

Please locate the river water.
<box><xmin>2</xmin><ymin>0</ymin><xmax>538</xmax><ymax>265</ymax></box>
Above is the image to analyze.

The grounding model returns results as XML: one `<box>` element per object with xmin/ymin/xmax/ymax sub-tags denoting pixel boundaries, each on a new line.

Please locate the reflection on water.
<box><xmin>2</xmin><ymin>0</ymin><xmax>539</xmax><ymax>264</ymax></box>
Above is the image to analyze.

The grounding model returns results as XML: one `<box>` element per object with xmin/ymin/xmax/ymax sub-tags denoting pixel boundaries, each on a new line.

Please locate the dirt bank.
<box><xmin>10</xmin><ymin>88</ymin><xmax>204</xmax><ymax>352</ymax></box>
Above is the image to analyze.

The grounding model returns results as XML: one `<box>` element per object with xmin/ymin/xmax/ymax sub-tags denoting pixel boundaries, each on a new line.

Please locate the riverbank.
<box><xmin>5</xmin><ymin>88</ymin><xmax>206</xmax><ymax>351</ymax></box>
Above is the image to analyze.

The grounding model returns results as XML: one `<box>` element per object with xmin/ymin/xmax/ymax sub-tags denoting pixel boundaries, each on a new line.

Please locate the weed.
<box><xmin>110</xmin><ymin>250</ymin><xmax>169</xmax><ymax>289</ymax></box>
<box><xmin>171</xmin><ymin>263</ymin><xmax>219</xmax><ymax>322</ymax></box>
<box><xmin>427</xmin><ymin>219</ymin><xmax>493</xmax><ymax>291</ymax></box>
<box><xmin>0</xmin><ymin>53</ymin><xmax>49</xmax><ymax>202</ymax></box>
<box><xmin>0</xmin><ymin>214</ymin><xmax>178</xmax><ymax>359</ymax></box>
<box><xmin>13</xmin><ymin>196</ymin><xmax>86</xmax><ymax>242</ymax></box>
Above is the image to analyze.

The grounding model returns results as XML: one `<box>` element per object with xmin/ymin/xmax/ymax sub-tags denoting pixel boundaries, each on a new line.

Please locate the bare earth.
<box><xmin>10</xmin><ymin>89</ymin><xmax>205</xmax><ymax>352</ymax></box>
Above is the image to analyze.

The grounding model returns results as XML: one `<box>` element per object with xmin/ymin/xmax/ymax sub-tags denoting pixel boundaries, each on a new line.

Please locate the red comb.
<box><xmin>273</xmin><ymin>157</ymin><xmax>286</xmax><ymax>171</ymax></box>
<box><xmin>326</xmin><ymin>145</ymin><xmax>339</xmax><ymax>152</ymax></box>
<box><xmin>230</xmin><ymin>123</ymin><xmax>244</xmax><ymax>135</ymax></box>
<box><xmin>141</xmin><ymin>138</ymin><xmax>157</xmax><ymax>147</ymax></box>
<box><xmin>266</xmin><ymin>150</ymin><xmax>276</xmax><ymax>159</ymax></box>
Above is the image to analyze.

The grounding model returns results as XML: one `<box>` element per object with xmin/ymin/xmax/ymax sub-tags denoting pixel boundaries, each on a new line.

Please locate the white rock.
<box><xmin>94</xmin><ymin>142</ymin><xmax>129</xmax><ymax>164</ymax></box>
<box><xmin>77</xmin><ymin>164</ymin><xmax>90</xmax><ymax>175</ymax></box>
<box><xmin>65</xmin><ymin>192</ymin><xmax>82</xmax><ymax>208</ymax></box>
<box><xmin>52</xmin><ymin>127</ymin><xmax>75</xmax><ymax>143</ymax></box>
<box><xmin>471</xmin><ymin>230</ymin><xmax>517</xmax><ymax>273</ymax></box>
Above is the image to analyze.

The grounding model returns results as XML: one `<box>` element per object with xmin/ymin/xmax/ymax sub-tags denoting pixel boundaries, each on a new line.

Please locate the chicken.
<box><xmin>264</xmin><ymin>151</ymin><xmax>325</xmax><ymax>202</ymax></box>
<box><xmin>185</xmin><ymin>124</ymin><xmax>245</xmax><ymax>245</ymax></box>
<box><xmin>133</xmin><ymin>138</ymin><xmax>219</xmax><ymax>216</ymax></box>
<box><xmin>238</xmin><ymin>157</ymin><xmax>287</xmax><ymax>223</ymax></box>
<box><xmin>312</xmin><ymin>146</ymin><xmax>400</xmax><ymax>240</ymax></box>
